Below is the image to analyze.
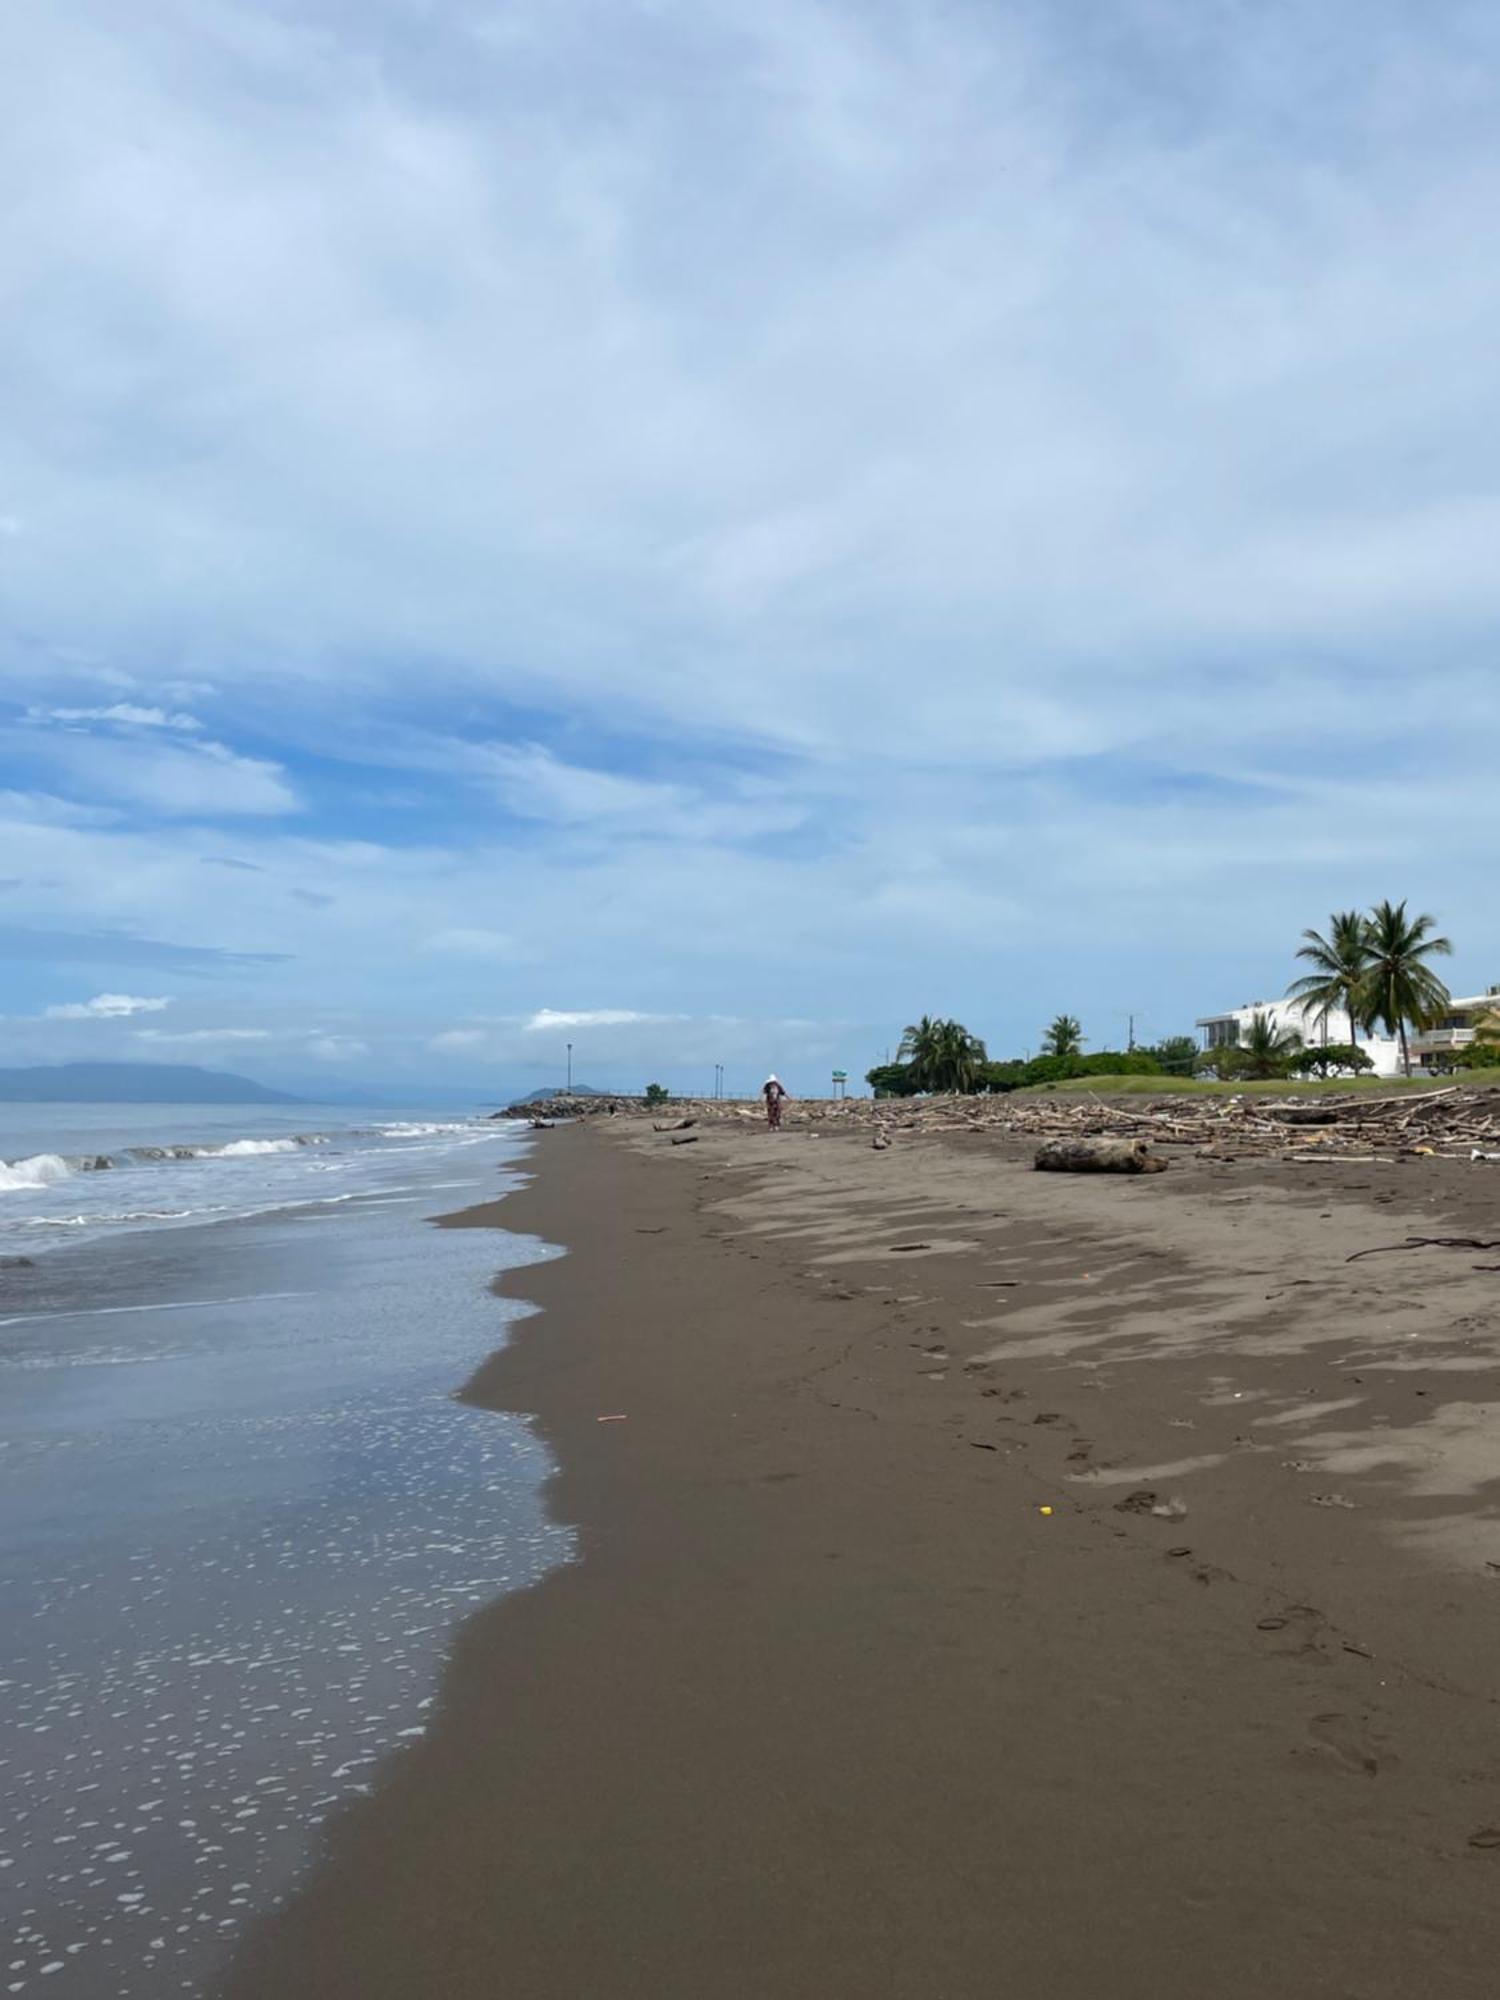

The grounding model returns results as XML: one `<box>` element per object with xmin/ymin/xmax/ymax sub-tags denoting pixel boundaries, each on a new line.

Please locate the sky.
<box><xmin>2</xmin><ymin>0</ymin><xmax>1497</xmax><ymax>1100</ymax></box>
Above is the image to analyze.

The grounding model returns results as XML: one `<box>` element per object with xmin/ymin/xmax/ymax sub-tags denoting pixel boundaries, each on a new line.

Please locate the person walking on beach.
<box><xmin>763</xmin><ymin>1074</ymin><xmax>789</xmax><ymax>1130</ymax></box>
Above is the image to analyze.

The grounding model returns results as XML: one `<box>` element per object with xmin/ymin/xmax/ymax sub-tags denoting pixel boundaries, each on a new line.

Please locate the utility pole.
<box><xmin>1128</xmin><ymin>1013</ymin><xmax>1135</xmax><ymax>1052</ymax></box>
<box><xmin>566</xmin><ymin>1042</ymin><xmax>572</xmax><ymax>1091</ymax></box>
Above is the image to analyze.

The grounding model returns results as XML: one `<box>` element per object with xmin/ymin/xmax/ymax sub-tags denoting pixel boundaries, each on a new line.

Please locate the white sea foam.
<box><xmin>0</xmin><ymin>1290</ymin><xmax>313</xmax><ymax>1331</ymax></box>
<box><xmin>377</xmin><ymin>1122</ymin><xmax>477</xmax><ymax>1138</ymax></box>
<box><xmin>0</xmin><ymin>1154</ymin><xmax>72</xmax><ymax>1195</ymax></box>
<box><xmin>211</xmin><ymin>1138</ymin><xmax>301</xmax><ymax>1157</ymax></box>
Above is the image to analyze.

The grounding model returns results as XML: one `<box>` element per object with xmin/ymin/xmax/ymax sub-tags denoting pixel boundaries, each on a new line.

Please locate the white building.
<box><xmin>1195</xmin><ymin>998</ymin><xmax>1404</xmax><ymax>1078</ymax></box>
<box><xmin>1407</xmin><ymin>989</ymin><xmax>1500</xmax><ymax>1072</ymax></box>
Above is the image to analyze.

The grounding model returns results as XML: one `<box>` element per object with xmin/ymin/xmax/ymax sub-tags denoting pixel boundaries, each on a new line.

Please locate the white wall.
<box><xmin>1198</xmin><ymin>999</ymin><xmax>1403</xmax><ymax>1077</ymax></box>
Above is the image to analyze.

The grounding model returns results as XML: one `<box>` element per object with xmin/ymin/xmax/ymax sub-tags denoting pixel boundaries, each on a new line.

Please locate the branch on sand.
<box><xmin>1345</xmin><ymin>1235</ymin><xmax>1500</xmax><ymax>1264</ymax></box>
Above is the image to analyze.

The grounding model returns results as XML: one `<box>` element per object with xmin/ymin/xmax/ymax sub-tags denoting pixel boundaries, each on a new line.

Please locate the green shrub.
<box><xmin>865</xmin><ymin>1061</ymin><xmax>920</xmax><ymax>1097</ymax></box>
<box><xmin>1287</xmin><ymin>1043</ymin><xmax>1374</xmax><ymax>1079</ymax></box>
<box><xmin>972</xmin><ymin>1061</ymin><xmax>1021</xmax><ymax>1093</ymax></box>
<box><xmin>1196</xmin><ymin>1046</ymin><xmax>1249</xmax><ymax>1081</ymax></box>
<box><xmin>1146</xmin><ymin>1035</ymin><xmax>1199</xmax><ymax>1076</ymax></box>
<box><xmin>643</xmin><ymin>1082</ymin><xmax>670</xmax><ymax>1106</ymax></box>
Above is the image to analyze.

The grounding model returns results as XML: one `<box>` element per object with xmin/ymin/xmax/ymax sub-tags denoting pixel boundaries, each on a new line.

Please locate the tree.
<box><xmin>1147</xmin><ymin>1035</ymin><xmax>1198</xmax><ymax>1076</ymax></box>
<box><xmin>1240</xmin><ymin>1010</ymin><xmax>1302</xmax><ymax>1079</ymax></box>
<box><xmin>976</xmin><ymin>1060</ymin><xmax>1025</xmax><ymax>1093</ymax></box>
<box><xmin>1288</xmin><ymin>910</ymin><xmax>1374</xmax><ymax>1046</ymax></box>
<box><xmin>1196</xmin><ymin>1044</ymin><xmax>1249</xmax><ymax>1081</ymax></box>
<box><xmin>1288</xmin><ymin>1043</ymin><xmax>1374</xmax><ymax>1080</ymax></box>
<box><xmin>898</xmin><ymin>1015</ymin><xmax>988</xmax><ymax>1093</ymax></box>
<box><xmin>1360</xmin><ymin>900</ymin><xmax>1453</xmax><ymax>1076</ymax></box>
<box><xmin>866</xmin><ymin>1062</ymin><xmax>919</xmax><ymax>1097</ymax></box>
<box><xmin>643</xmin><ymin>1082</ymin><xmax>670</xmax><ymax>1106</ymax></box>
<box><xmin>1041</xmin><ymin>1014</ymin><xmax>1084</xmax><ymax>1059</ymax></box>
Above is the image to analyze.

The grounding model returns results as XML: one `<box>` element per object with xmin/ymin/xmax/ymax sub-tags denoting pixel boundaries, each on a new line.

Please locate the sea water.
<box><xmin>0</xmin><ymin>1108</ymin><xmax>567</xmax><ymax>1998</ymax></box>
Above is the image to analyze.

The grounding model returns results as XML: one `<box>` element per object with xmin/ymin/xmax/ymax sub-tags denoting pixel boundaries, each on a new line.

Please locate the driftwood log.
<box><xmin>1034</xmin><ymin>1137</ymin><xmax>1169</xmax><ymax>1175</ymax></box>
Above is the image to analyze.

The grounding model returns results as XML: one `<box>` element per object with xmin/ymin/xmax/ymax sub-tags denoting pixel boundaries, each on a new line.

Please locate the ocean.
<box><xmin>0</xmin><ymin>1105</ymin><xmax>567</xmax><ymax>1999</ymax></box>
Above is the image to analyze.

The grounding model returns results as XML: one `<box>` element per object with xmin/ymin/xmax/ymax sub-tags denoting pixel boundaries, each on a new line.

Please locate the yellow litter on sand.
<box><xmin>1039</xmin><ymin>1505</ymin><xmax>1053</xmax><ymax>1517</ymax></box>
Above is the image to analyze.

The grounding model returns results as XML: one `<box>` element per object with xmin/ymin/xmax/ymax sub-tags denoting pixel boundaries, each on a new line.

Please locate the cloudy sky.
<box><xmin>2</xmin><ymin>0</ymin><xmax>1496</xmax><ymax>1098</ymax></box>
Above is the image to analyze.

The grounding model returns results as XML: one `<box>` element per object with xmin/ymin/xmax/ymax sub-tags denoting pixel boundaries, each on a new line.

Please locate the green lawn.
<box><xmin>1011</xmin><ymin>1070</ymin><xmax>1500</xmax><ymax>1099</ymax></box>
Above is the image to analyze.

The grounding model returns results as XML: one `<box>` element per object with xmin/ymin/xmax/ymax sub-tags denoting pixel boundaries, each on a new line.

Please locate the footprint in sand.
<box><xmin>1256</xmin><ymin>1603</ymin><xmax>1330</xmax><ymax>1657</ymax></box>
<box><xmin>1302</xmin><ymin>1712</ymin><xmax>1386</xmax><ymax>1777</ymax></box>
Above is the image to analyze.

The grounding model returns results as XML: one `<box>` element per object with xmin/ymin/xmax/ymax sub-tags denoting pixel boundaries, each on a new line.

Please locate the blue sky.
<box><xmin>2</xmin><ymin>0</ymin><xmax>1497</xmax><ymax>1098</ymax></box>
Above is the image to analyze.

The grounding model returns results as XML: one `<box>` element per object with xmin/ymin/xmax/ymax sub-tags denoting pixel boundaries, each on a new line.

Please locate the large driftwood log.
<box><xmin>1034</xmin><ymin>1137</ymin><xmax>1169</xmax><ymax>1175</ymax></box>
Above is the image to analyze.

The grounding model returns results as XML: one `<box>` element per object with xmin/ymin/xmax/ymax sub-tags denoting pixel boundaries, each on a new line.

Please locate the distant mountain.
<box><xmin>0</xmin><ymin>1063</ymin><xmax>304</xmax><ymax>1105</ymax></box>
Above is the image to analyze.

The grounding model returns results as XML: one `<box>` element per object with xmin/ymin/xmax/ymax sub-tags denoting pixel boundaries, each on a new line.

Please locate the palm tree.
<box><xmin>899</xmin><ymin>1015</ymin><xmax>987</xmax><ymax>1093</ymax></box>
<box><xmin>937</xmin><ymin>1019</ymin><xmax>986</xmax><ymax>1092</ymax></box>
<box><xmin>1288</xmin><ymin>910</ymin><xmax>1373</xmax><ymax>1047</ymax></box>
<box><xmin>1041</xmin><ymin>1014</ymin><xmax>1083</xmax><ymax>1059</ymax></box>
<box><xmin>1360</xmin><ymin>900</ymin><xmax>1452</xmax><ymax>1076</ymax></box>
<box><xmin>1240</xmin><ymin>1010</ymin><xmax>1302</xmax><ymax>1079</ymax></box>
<box><xmin>899</xmin><ymin>1015</ymin><xmax>943</xmax><ymax>1091</ymax></box>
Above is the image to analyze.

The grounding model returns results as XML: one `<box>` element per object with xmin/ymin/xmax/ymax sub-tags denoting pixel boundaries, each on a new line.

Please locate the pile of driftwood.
<box><xmin>971</xmin><ymin>1085</ymin><xmax>1500</xmax><ymax>1164</ymax></box>
<box><xmin>638</xmin><ymin>1084</ymin><xmax>1500</xmax><ymax>1164</ymax></box>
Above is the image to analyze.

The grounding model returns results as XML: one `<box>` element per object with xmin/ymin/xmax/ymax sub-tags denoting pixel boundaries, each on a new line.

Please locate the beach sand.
<box><xmin>220</xmin><ymin>1118</ymin><xmax>1500</xmax><ymax>1997</ymax></box>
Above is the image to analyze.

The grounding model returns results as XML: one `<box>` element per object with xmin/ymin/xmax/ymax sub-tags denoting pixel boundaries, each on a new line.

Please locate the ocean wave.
<box><xmin>127</xmin><ymin>1133</ymin><xmax>331</xmax><ymax>1162</ymax></box>
<box><xmin>0</xmin><ymin>1153</ymin><xmax>73</xmax><ymax>1194</ymax></box>
<box><xmin>16</xmin><ymin>1206</ymin><xmax>228</xmax><ymax>1229</ymax></box>
<box><xmin>376</xmin><ymin>1121</ymin><xmax>478</xmax><ymax>1138</ymax></box>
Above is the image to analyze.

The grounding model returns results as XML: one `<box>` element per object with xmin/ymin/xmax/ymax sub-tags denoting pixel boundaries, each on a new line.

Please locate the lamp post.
<box><xmin>566</xmin><ymin>1042</ymin><xmax>572</xmax><ymax>1091</ymax></box>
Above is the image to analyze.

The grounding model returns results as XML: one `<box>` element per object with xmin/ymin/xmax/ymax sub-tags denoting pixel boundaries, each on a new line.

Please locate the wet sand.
<box><xmin>221</xmin><ymin>1119</ymin><xmax>1500</xmax><ymax>1997</ymax></box>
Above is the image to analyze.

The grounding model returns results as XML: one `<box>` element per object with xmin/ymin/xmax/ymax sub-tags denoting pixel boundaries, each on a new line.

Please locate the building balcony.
<box><xmin>1410</xmin><ymin>1027</ymin><xmax>1476</xmax><ymax>1052</ymax></box>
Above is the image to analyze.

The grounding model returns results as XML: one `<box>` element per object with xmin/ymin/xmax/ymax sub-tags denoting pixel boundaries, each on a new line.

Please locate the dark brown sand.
<box><xmin>221</xmin><ymin>1120</ymin><xmax>1500</xmax><ymax>1998</ymax></box>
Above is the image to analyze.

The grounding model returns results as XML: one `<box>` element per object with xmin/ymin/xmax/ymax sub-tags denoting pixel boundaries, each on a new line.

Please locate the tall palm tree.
<box><xmin>1288</xmin><ymin>910</ymin><xmax>1373</xmax><ymax>1047</ymax></box>
<box><xmin>1241</xmin><ymin>1010</ymin><xmax>1302</xmax><ymax>1079</ymax></box>
<box><xmin>899</xmin><ymin>1015</ymin><xmax>944</xmax><ymax>1091</ymax></box>
<box><xmin>899</xmin><ymin>1015</ymin><xmax>987</xmax><ymax>1093</ymax></box>
<box><xmin>1360</xmin><ymin>899</ymin><xmax>1452</xmax><ymax>1076</ymax></box>
<box><xmin>936</xmin><ymin>1018</ymin><xmax>986</xmax><ymax>1092</ymax></box>
<box><xmin>1041</xmin><ymin>1014</ymin><xmax>1083</xmax><ymax>1059</ymax></box>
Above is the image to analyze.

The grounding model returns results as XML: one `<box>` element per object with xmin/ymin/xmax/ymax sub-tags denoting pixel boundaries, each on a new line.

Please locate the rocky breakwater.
<box><xmin>493</xmin><ymin>1094</ymin><xmax>643</xmax><ymax>1121</ymax></box>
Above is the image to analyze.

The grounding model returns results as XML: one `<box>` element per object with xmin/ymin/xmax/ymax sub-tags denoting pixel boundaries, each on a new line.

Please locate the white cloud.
<box><xmin>136</xmin><ymin>1026</ymin><xmax>271</xmax><ymax>1042</ymax></box>
<box><xmin>84</xmin><ymin>739</ymin><xmax>295</xmax><ymax>817</ymax></box>
<box><xmin>2</xmin><ymin>0</ymin><xmax>1498</xmax><ymax>1079</ymax></box>
<box><xmin>7</xmin><ymin>0</ymin><xmax>1500</xmax><ymax>783</ymax></box>
<box><xmin>10</xmin><ymin>712</ymin><xmax>302</xmax><ymax>820</ymax></box>
<box><xmin>46</xmin><ymin>992</ymin><xmax>172</xmax><ymax>1019</ymax></box>
<box><xmin>28</xmin><ymin>703</ymin><xmax>203</xmax><ymax>732</ymax></box>
<box><xmin>0</xmin><ymin>790</ymin><xmax>123</xmax><ymax>828</ymax></box>
<box><xmin>522</xmin><ymin>1008</ymin><xmax>666</xmax><ymax>1033</ymax></box>
<box><xmin>306</xmin><ymin>1035</ymin><xmax>369</xmax><ymax>1060</ymax></box>
<box><xmin>473</xmin><ymin>743</ymin><xmax>806</xmax><ymax>843</ymax></box>
<box><xmin>430</xmin><ymin>1027</ymin><xmax>488</xmax><ymax>1050</ymax></box>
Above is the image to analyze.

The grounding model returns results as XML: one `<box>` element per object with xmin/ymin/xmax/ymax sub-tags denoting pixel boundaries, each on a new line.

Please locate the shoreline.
<box><xmin>220</xmin><ymin>1120</ymin><xmax>1500</xmax><ymax>1998</ymax></box>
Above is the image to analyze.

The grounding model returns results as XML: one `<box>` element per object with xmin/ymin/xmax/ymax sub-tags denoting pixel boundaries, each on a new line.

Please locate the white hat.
<box><xmin>765</xmin><ymin>1074</ymin><xmax>779</xmax><ymax>1085</ymax></box>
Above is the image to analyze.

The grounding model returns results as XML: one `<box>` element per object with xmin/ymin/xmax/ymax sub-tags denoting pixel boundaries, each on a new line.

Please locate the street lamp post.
<box><xmin>566</xmin><ymin>1042</ymin><xmax>572</xmax><ymax>1091</ymax></box>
